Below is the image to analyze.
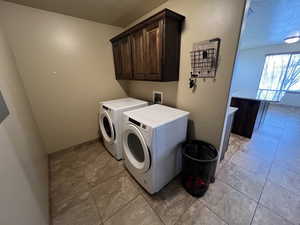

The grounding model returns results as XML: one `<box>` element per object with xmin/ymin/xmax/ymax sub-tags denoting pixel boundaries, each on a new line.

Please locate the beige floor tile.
<box><xmin>123</xmin><ymin>168</ymin><xmax>146</xmax><ymax>193</ymax></box>
<box><xmin>275</xmin><ymin>144</ymin><xmax>300</xmax><ymax>160</ymax></box>
<box><xmin>201</xmin><ymin>180</ymin><xmax>257</xmax><ymax>225</ymax></box>
<box><xmin>74</xmin><ymin>141</ymin><xmax>105</xmax><ymax>168</ymax></box>
<box><xmin>175</xmin><ymin>200</ymin><xmax>227</xmax><ymax>225</ymax></box>
<box><xmin>142</xmin><ymin>177</ymin><xmax>196</xmax><ymax>225</ymax></box>
<box><xmin>52</xmin><ymin>192</ymin><xmax>101</xmax><ymax>225</ymax></box>
<box><xmin>263</xmin><ymin>117</ymin><xmax>286</xmax><ymax>129</ymax></box>
<box><xmin>285</xmin><ymin>118</ymin><xmax>300</xmax><ymax>129</ymax></box>
<box><xmin>104</xmin><ymin>195</ymin><xmax>163</xmax><ymax>225</ymax></box>
<box><xmin>273</xmin><ymin>156</ymin><xmax>300</xmax><ymax>175</ymax></box>
<box><xmin>230</xmin><ymin>151</ymin><xmax>271</xmax><ymax>178</ymax></box>
<box><xmin>92</xmin><ymin>172</ymin><xmax>140</xmax><ymax>221</ymax></box>
<box><xmin>51</xmin><ymin>167</ymin><xmax>89</xmax><ymax>209</ymax></box>
<box><xmin>49</xmin><ymin>105</ymin><xmax>300</xmax><ymax>225</ymax></box>
<box><xmin>50</xmin><ymin>147</ymin><xmax>78</xmax><ymax>175</ymax></box>
<box><xmin>241</xmin><ymin>134</ymin><xmax>278</xmax><ymax>161</ymax></box>
<box><xmin>255</xmin><ymin>123</ymin><xmax>284</xmax><ymax>140</ymax></box>
<box><xmin>268</xmin><ymin>162</ymin><xmax>300</xmax><ymax>195</ymax></box>
<box><xmin>218</xmin><ymin>162</ymin><xmax>265</xmax><ymax>201</ymax></box>
<box><xmin>260</xmin><ymin>181</ymin><xmax>300</xmax><ymax>225</ymax></box>
<box><xmin>252</xmin><ymin>204</ymin><xmax>294</xmax><ymax>225</ymax></box>
<box><xmin>85</xmin><ymin>151</ymin><xmax>124</xmax><ymax>187</ymax></box>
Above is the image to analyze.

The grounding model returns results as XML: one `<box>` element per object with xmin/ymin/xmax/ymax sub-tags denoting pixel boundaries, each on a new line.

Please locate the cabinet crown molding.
<box><xmin>110</xmin><ymin>8</ymin><xmax>185</xmax><ymax>43</ymax></box>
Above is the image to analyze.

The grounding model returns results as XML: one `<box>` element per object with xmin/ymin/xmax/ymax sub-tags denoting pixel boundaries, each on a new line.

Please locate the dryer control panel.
<box><xmin>129</xmin><ymin>117</ymin><xmax>141</xmax><ymax>127</ymax></box>
<box><xmin>102</xmin><ymin>105</ymin><xmax>111</xmax><ymax>112</ymax></box>
<box><xmin>128</xmin><ymin>117</ymin><xmax>149</xmax><ymax>132</ymax></box>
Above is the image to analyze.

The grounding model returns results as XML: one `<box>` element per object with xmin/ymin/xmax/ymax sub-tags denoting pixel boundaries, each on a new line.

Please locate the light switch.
<box><xmin>0</xmin><ymin>91</ymin><xmax>9</xmax><ymax>124</ymax></box>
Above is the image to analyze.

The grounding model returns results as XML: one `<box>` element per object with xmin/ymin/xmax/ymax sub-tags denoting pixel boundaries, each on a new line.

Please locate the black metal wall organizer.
<box><xmin>189</xmin><ymin>38</ymin><xmax>221</xmax><ymax>89</ymax></box>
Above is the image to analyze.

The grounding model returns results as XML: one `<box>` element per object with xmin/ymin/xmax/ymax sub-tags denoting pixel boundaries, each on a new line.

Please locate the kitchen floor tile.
<box><xmin>252</xmin><ymin>204</ymin><xmax>294</xmax><ymax>225</ymax></box>
<box><xmin>230</xmin><ymin>151</ymin><xmax>271</xmax><ymax>178</ymax></box>
<box><xmin>268</xmin><ymin>162</ymin><xmax>300</xmax><ymax>195</ymax></box>
<box><xmin>273</xmin><ymin>156</ymin><xmax>300</xmax><ymax>175</ymax></box>
<box><xmin>260</xmin><ymin>181</ymin><xmax>300</xmax><ymax>225</ymax></box>
<box><xmin>241</xmin><ymin>134</ymin><xmax>278</xmax><ymax>161</ymax></box>
<box><xmin>217</xmin><ymin>162</ymin><xmax>265</xmax><ymax>201</ymax></box>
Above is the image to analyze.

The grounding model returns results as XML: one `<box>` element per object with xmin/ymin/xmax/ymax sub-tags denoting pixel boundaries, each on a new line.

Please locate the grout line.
<box><xmin>249</xmin><ymin>107</ymin><xmax>288</xmax><ymax>225</ymax></box>
<box><xmin>48</xmin><ymin>155</ymin><xmax>53</xmax><ymax>225</ymax></box>
<box><xmin>49</xmin><ymin>141</ymin><xmax>103</xmax><ymax>222</ymax></box>
<box><xmin>84</xmin><ymin>156</ymin><xmax>104</xmax><ymax>225</ymax></box>
<box><xmin>101</xmin><ymin>194</ymin><xmax>141</xmax><ymax>223</ymax></box>
<box><xmin>140</xmin><ymin>194</ymin><xmax>167</xmax><ymax>225</ymax></box>
<box><xmin>51</xmin><ymin>138</ymin><xmax>101</xmax><ymax>156</ymax></box>
<box><xmin>87</xmin><ymin>167</ymin><xmax>125</xmax><ymax>191</ymax></box>
<box><xmin>86</xmin><ymin>162</ymin><xmax>139</xmax><ymax>224</ymax></box>
<box><xmin>50</xmin><ymin>105</ymin><xmax>300</xmax><ymax>225</ymax></box>
<box><xmin>256</xmin><ymin>202</ymin><xmax>298</xmax><ymax>225</ymax></box>
<box><xmin>215</xmin><ymin>177</ymin><xmax>259</xmax><ymax>204</ymax></box>
<box><xmin>89</xmin><ymin>187</ymin><xmax>105</xmax><ymax>225</ymax></box>
<box><xmin>198</xmin><ymin>199</ymin><xmax>230</xmax><ymax>225</ymax></box>
<box><xmin>217</xmin><ymin>174</ymin><xmax>261</xmax><ymax>203</ymax></box>
<box><xmin>171</xmin><ymin>190</ymin><xmax>200</xmax><ymax>225</ymax></box>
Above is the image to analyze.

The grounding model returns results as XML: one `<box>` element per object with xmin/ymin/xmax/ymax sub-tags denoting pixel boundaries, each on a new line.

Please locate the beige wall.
<box><xmin>126</xmin><ymin>0</ymin><xmax>246</xmax><ymax>149</ymax></box>
<box><xmin>0</xmin><ymin>1</ymin><xmax>128</xmax><ymax>153</ymax></box>
<box><xmin>0</xmin><ymin>27</ymin><xmax>48</xmax><ymax>225</ymax></box>
<box><xmin>127</xmin><ymin>81</ymin><xmax>178</xmax><ymax>107</ymax></box>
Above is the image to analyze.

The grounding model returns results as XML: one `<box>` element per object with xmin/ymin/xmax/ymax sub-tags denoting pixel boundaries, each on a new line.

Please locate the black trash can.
<box><xmin>182</xmin><ymin>140</ymin><xmax>218</xmax><ymax>197</ymax></box>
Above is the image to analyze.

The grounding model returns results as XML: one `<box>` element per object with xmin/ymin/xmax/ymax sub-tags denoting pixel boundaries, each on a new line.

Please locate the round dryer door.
<box><xmin>99</xmin><ymin>111</ymin><xmax>115</xmax><ymax>144</ymax></box>
<box><xmin>123</xmin><ymin>124</ymin><xmax>150</xmax><ymax>173</ymax></box>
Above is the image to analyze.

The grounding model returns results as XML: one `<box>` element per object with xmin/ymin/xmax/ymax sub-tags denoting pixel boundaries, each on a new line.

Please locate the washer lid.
<box><xmin>99</xmin><ymin>111</ymin><xmax>115</xmax><ymax>143</ymax></box>
<box><xmin>124</xmin><ymin>104</ymin><xmax>189</xmax><ymax>128</ymax></box>
<box><xmin>101</xmin><ymin>98</ymin><xmax>147</xmax><ymax>111</ymax></box>
<box><xmin>123</xmin><ymin>124</ymin><xmax>150</xmax><ymax>173</ymax></box>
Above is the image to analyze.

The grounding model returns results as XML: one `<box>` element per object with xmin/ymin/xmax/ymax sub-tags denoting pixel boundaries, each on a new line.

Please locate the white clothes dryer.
<box><xmin>122</xmin><ymin>104</ymin><xmax>189</xmax><ymax>193</ymax></box>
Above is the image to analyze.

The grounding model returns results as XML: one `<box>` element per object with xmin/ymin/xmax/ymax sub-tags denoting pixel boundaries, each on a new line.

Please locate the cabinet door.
<box><xmin>130</xmin><ymin>30</ymin><xmax>145</xmax><ymax>80</ymax></box>
<box><xmin>119</xmin><ymin>37</ymin><xmax>132</xmax><ymax>80</ymax></box>
<box><xmin>144</xmin><ymin>20</ymin><xmax>163</xmax><ymax>81</ymax></box>
<box><xmin>112</xmin><ymin>41</ymin><xmax>122</xmax><ymax>79</ymax></box>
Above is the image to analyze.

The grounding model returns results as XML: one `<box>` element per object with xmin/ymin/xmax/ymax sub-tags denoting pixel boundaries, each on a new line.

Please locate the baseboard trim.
<box><xmin>49</xmin><ymin>137</ymin><xmax>102</xmax><ymax>157</ymax></box>
<box><xmin>48</xmin><ymin>155</ymin><xmax>52</xmax><ymax>225</ymax></box>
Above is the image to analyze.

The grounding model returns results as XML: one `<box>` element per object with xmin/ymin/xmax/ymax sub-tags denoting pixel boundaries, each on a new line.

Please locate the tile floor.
<box><xmin>50</xmin><ymin>104</ymin><xmax>300</xmax><ymax>225</ymax></box>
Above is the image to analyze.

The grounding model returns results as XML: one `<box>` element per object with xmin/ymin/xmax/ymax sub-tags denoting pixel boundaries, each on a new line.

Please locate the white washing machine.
<box><xmin>99</xmin><ymin>98</ymin><xmax>148</xmax><ymax>160</ymax></box>
<box><xmin>122</xmin><ymin>104</ymin><xmax>189</xmax><ymax>194</ymax></box>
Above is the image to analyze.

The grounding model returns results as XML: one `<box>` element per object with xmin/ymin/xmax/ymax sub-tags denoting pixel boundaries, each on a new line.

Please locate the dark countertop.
<box><xmin>228</xmin><ymin>106</ymin><xmax>238</xmax><ymax>115</ymax></box>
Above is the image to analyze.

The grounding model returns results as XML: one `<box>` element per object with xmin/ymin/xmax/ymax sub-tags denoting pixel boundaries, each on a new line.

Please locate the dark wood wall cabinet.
<box><xmin>110</xmin><ymin>9</ymin><xmax>185</xmax><ymax>81</ymax></box>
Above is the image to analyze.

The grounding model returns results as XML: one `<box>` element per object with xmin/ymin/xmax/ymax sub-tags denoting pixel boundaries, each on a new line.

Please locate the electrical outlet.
<box><xmin>0</xmin><ymin>91</ymin><xmax>9</xmax><ymax>124</ymax></box>
<box><xmin>153</xmin><ymin>91</ymin><xmax>163</xmax><ymax>104</ymax></box>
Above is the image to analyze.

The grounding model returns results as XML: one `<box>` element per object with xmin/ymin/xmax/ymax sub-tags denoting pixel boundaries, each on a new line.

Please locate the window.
<box><xmin>259</xmin><ymin>53</ymin><xmax>300</xmax><ymax>92</ymax></box>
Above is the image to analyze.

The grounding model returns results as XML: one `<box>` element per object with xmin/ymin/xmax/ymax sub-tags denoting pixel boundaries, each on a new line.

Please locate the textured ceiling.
<box><xmin>3</xmin><ymin>0</ymin><xmax>167</xmax><ymax>27</ymax></box>
<box><xmin>240</xmin><ymin>0</ymin><xmax>300</xmax><ymax>49</ymax></box>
